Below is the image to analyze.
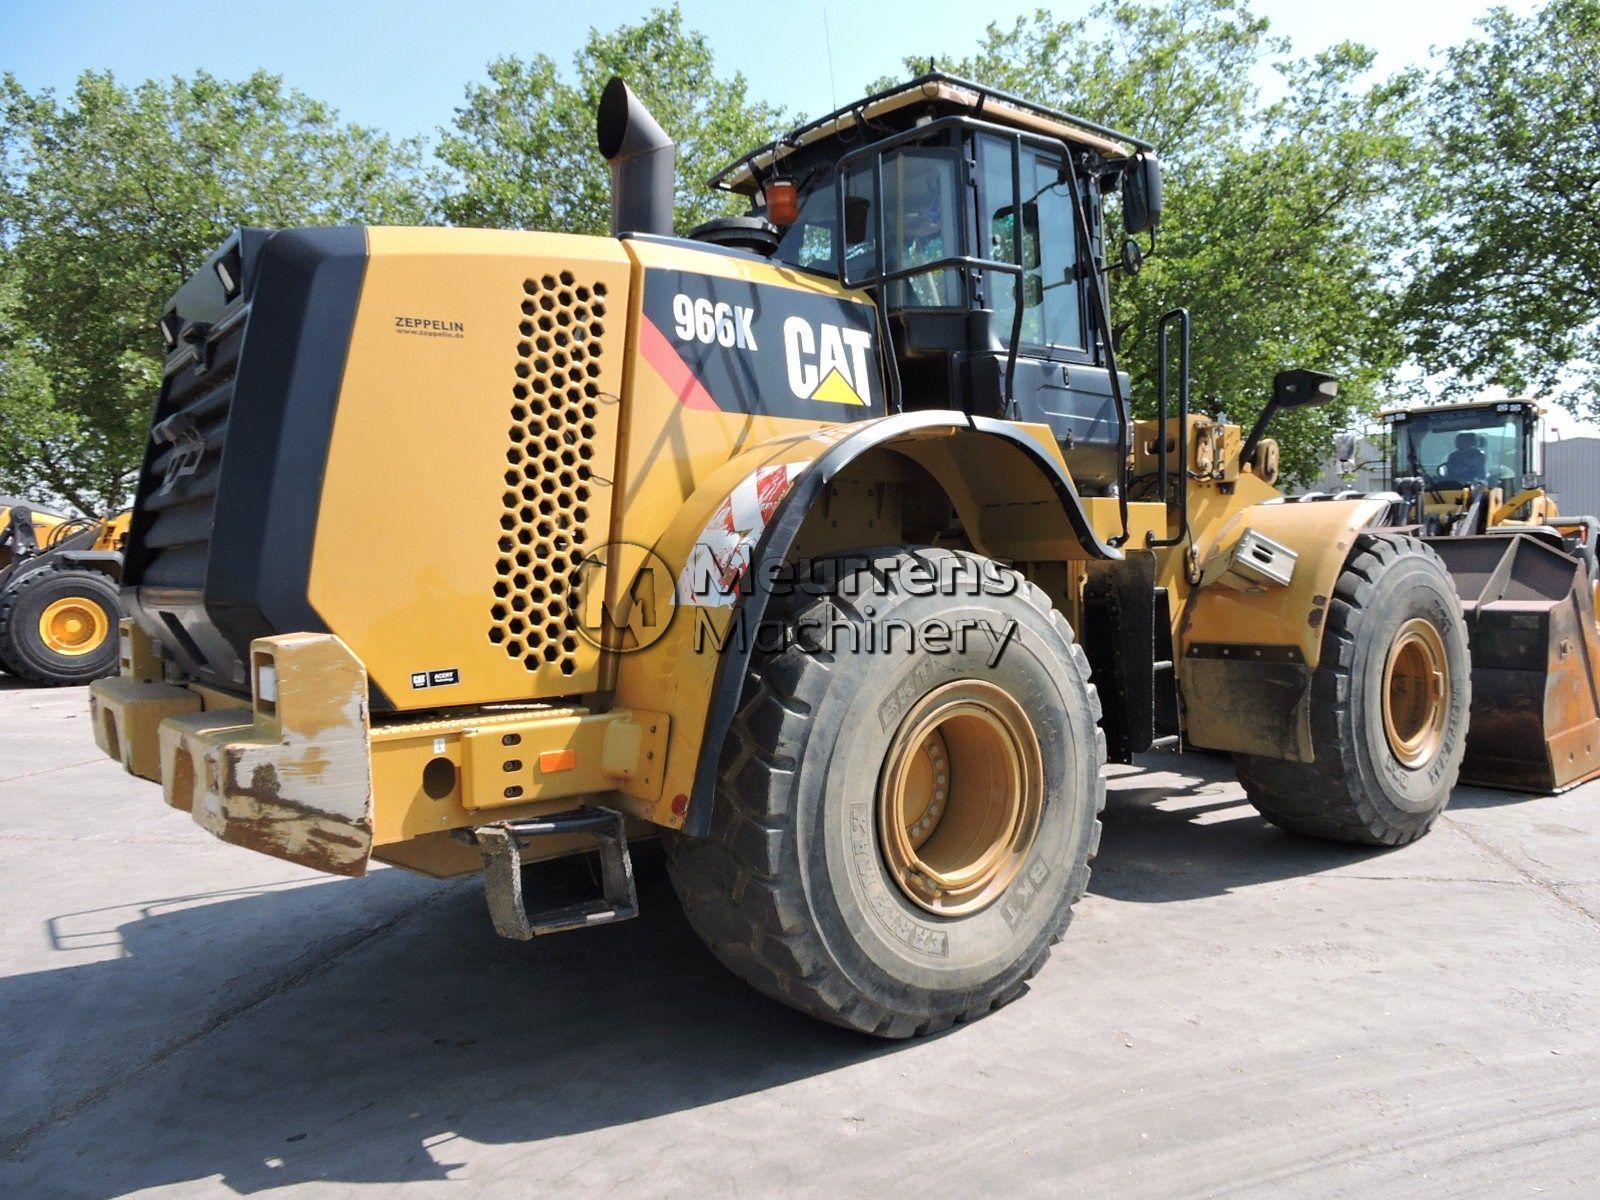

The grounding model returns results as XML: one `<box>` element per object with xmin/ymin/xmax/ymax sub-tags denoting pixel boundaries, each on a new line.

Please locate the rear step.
<box><xmin>470</xmin><ymin>808</ymin><xmax>638</xmax><ymax>939</ymax></box>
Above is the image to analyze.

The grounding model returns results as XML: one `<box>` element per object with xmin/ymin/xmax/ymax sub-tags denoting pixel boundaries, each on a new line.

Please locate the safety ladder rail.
<box><xmin>1147</xmin><ymin>307</ymin><xmax>1191</xmax><ymax>548</ymax></box>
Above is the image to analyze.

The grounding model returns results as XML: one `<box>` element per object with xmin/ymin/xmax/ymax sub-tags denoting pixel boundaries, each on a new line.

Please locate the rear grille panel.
<box><xmin>128</xmin><ymin>306</ymin><xmax>246</xmax><ymax>592</ymax></box>
<box><xmin>123</xmin><ymin>227</ymin><xmax>367</xmax><ymax>697</ymax></box>
<box><xmin>490</xmin><ymin>272</ymin><xmax>610</xmax><ymax>677</ymax></box>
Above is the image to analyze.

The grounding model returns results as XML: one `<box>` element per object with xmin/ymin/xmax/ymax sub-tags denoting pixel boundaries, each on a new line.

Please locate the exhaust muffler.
<box><xmin>596</xmin><ymin>76</ymin><xmax>676</xmax><ymax>237</ymax></box>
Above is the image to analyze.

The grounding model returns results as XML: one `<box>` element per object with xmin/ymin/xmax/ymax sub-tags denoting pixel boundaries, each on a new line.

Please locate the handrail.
<box><xmin>1148</xmin><ymin>308</ymin><xmax>1191</xmax><ymax>548</ymax></box>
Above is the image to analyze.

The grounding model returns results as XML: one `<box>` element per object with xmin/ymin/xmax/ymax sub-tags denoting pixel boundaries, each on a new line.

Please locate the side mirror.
<box><xmin>1271</xmin><ymin>368</ymin><xmax>1339</xmax><ymax>409</ymax></box>
<box><xmin>1334</xmin><ymin>431</ymin><xmax>1358</xmax><ymax>469</ymax></box>
<box><xmin>1242</xmin><ymin>368</ymin><xmax>1341</xmax><ymax>470</ymax></box>
<box><xmin>992</xmin><ymin>203</ymin><xmax>1041</xmax><ymax>269</ymax></box>
<box><xmin>1122</xmin><ymin>152</ymin><xmax>1163</xmax><ymax>235</ymax></box>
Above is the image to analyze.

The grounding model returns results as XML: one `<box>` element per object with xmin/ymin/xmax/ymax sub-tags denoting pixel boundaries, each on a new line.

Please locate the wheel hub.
<box><xmin>877</xmin><ymin>680</ymin><xmax>1044</xmax><ymax>917</ymax></box>
<box><xmin>37</xmin><ymin>597</ymin><xmax>109</xmax><ymax>657</ymax></box>
<box><xmin>1382</xmin><ymin>618</ymin><xmax>1449</xmax><ymax>768</ymax></box>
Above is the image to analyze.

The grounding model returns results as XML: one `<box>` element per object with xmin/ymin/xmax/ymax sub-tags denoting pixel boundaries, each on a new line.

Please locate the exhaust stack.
<box><xmin>596</xmin><ymin>77</ymin><xmax>675</xmax><ymax>237</ymax></box>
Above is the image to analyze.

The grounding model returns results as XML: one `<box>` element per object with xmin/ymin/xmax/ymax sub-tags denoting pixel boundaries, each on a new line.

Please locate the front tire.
<box><xmin>0</xmin><ymin>567</ymin><xmax>121</xmax><ymax>686</ymax></box>
<box><xmin>1235</xmin><ymin>533</ymin><xmax>1470</xmax><ymax>846</ymax></box>
<box><xmin>666</xmin><ymin>547</ymin><xmax>1105</xmax><ymax>1037</ymax></box>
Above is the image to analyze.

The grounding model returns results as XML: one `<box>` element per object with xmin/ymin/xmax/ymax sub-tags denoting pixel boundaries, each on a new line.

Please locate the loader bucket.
<box><xmin>1431</xmin><ymin>533</ymin><xmax>1600</xmax><ymax>792</ymax></box>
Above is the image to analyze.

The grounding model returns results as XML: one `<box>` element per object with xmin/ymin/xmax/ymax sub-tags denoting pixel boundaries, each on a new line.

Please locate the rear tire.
<box><xmin>1235</xmin><ymin>533</ymin><xmax>1470</xmax><ymax>846</ymax></box>
<box><xmin>665</xmin><ymin>547</ymin><xmax>1105</xmax><ymax>1037</ymax></box>
<box><xmin>0</xmin><ymin>567</ymin><xmax>121</xmax><ymax>686</ymax></box>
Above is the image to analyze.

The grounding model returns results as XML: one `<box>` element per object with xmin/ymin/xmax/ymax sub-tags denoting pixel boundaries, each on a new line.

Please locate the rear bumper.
<box><xmin>91</xmin><ymin>627</ymin><xmax>375</xmax><ymax>876</ymax></box>
<box><xmin>89</xmin><ymin>623</ymin><xmax>670</xmax><ymax>879</ymax></box>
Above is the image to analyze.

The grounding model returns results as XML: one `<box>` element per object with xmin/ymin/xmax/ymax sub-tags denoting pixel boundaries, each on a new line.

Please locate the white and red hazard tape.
<box><xmin>675</xmin><ymin>462</ymin><xmax>799</xmax><ymax>608</ymax></box>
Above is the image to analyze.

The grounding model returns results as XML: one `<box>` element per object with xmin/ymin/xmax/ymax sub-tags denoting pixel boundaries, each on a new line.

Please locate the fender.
<box><xmin>1179</xmin><ymin>496</ymin><xmax>1390</xmax><ymax>762</ymax></box>
<box><xmin>610</xmin><ymin>409</ymin><xmax>1121</xmax><ymax>835</ymax></box>
<box><xmin>46</xmin><ymin>549</ymin><xmax>124</xmax><ymax>580</ymax></box>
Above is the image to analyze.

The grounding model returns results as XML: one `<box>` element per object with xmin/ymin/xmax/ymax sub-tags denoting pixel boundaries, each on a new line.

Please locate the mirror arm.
<box><xmin>1240</xmin><ymin>403</ymin><xmax>1279</xmax><ymax>468</ymax></box>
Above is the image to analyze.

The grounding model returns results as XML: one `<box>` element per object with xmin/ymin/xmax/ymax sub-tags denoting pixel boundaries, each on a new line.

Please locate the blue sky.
<box><xmin>2</xmin><ymin>1</ymin><xmax>1539</xmax><ymax>146</ymax></box>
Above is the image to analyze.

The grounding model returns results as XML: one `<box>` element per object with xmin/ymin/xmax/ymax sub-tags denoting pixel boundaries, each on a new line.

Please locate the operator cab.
<box><xmin>1384</xmin><ymin>400</ymin><xmax>1543</xmax><ymax>494</ymax></box>
<box><xmin>708</xmin><ymin>73</ymin><xmax>1162</xmax><ymax>494</ymax></box>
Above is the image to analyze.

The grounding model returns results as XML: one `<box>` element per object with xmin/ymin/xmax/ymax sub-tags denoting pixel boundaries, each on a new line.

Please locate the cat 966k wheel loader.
<box><xmin>88</xmin><ymin>73</ymin><xmax>1600</xmax><ymax>1036</ymax></box>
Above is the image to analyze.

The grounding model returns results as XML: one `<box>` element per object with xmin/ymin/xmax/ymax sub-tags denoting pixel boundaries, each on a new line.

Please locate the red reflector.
<box><xmin>539</xmin><ymin>749</ymin><xmax>578</xmax><ymax>773</ymax></box>
<box><xmin>767</xmin><ymin>179</ymin><xmax>799</xmax><ymax>227</ymax></box>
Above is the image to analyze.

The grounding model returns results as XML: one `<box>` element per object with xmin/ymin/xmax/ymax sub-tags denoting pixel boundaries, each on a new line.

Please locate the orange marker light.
<box><xmin>538</xmin><ymin>749</ymin><xmax>578</xmax><ymax>774</ymax></box>
<box><xmin>766</xmin><ymin>178</ymin><xmax>799</xmax><ymax>227</ymax></box>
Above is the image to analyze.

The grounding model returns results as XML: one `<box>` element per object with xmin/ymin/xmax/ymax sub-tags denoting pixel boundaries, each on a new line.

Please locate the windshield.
<box><xmin>1392</xmin><ymin>408</ymin><xmax>1531</xmax><ymax>490</ymax></box>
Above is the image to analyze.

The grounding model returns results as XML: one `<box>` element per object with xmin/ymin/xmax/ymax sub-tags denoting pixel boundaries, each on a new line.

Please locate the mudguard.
<box><xmin>610</xmin><ymin>409</ymin><xmax>1121</xmax><ymax>835</ymax></box>
<box><xmin>1179</xmin><ymin>496</ymin><xmax>1391</xmax><ymax>762</ymax></box>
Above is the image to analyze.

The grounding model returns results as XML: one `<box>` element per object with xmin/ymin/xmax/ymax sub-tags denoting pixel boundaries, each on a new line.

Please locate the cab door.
<box><xmin>975</xmin><ymin>135</ymin><xmax>1127</xmax><ymax>491</ymax></box>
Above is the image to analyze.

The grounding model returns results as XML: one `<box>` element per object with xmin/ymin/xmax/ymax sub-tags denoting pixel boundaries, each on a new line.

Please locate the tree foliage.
<box><xmin>1401</xmin><ymin>0</ymin><xmax>1600</xmax><ymax>415</ymax></box>
<box><xmin>0</xmin><ymin>70</ymin><xmax>426</xmax><ymax>511</ymax></box>
<box><xmin>436</xmin><ymin>6</ymin><xmax>784</xmax><ymax>236</ymax></box>
<box><xmin>920</xmin><ymin>1</ymin><xmax>1422</xmax><ymax>483</ymax></box>
<box><xmin>2</xmin><ymin>1</ymin><xmax>1590</xmax><ymax>504</ymax></box>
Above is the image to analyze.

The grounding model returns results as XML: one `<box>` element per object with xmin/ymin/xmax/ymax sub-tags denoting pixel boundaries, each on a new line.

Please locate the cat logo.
<box><xmin>782</xmin><ymin>315</ymin><xmax>874</xmax><ymax>406</ymax></box>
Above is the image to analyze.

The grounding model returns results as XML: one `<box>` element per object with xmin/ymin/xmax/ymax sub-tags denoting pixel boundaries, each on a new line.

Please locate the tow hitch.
<box><xmin>468</xmin><ymin>808</ymin><xmax>639</xmax><ymax>939</ymax></box>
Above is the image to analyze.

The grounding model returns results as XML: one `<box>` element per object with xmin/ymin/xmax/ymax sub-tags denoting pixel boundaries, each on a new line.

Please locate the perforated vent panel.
<box><xmin>490</xmin><ymin>271</ymin><xmax>610</xmax><ymax>678</ymax></box>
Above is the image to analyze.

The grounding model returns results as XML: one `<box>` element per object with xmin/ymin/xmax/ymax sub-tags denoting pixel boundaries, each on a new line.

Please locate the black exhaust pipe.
<box><xmin>596</xmin><ymin>77</ymin><xmax>675</xmax><ymax>237</ymax></box>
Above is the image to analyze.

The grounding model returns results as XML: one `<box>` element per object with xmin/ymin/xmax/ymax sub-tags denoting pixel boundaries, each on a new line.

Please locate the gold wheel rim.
<box><xmin>877</xmin><ymin>679</ymin><xmax>1044</xmax><ymax>917</ymax></box>
<box><xmin>1382</xmin><ymin>618</ymin><xmax>1449</xmax><ymax>768</ymax></box>
<box><xmin>38</xmin><ymin>596</ymin><xmax>110</xmax><ymax>657</ymax></box>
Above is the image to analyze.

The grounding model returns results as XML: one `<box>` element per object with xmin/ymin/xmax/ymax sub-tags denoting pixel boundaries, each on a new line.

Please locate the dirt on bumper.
<box><xmin>89</xmin><ymin>632</ymin><xmax>375</xmax><ymax>876</ymax></box>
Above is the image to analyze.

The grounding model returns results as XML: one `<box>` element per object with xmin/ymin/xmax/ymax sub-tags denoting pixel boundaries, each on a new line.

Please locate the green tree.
<box><xmin>903</xmin><ymin>1</ymin><xmax>1423</xmax><ymax>483</ymax></box>
<box><xmin>436</xmin><ymin>4</ymin><xmax>785</xmax><ymax>237</ymax></box>
<box><xmin>1401</xmin><ymin>0</ymin><xmax>1600</xmax><ymax>414</ymax></box>
<box><xmin>0</xmin><ymin>71</ymin><xmax>427</xmax><ymax>512</ymax></box>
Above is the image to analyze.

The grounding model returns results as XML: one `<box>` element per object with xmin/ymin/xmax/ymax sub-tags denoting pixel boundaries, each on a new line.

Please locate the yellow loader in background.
<box><xmin>85</xmin><ymin>73</ymin><xmax>1600</xmax><ymax>1036</ymax></box>
<box><xmin>1366</xmin><ymin>398</ymin><xmax>1600</xmax><ymax>791</ymax></box>
<box><xmin>0</xmin><ymin>500</ymin><xmax>128</xmax><ymax>685</ymax></box>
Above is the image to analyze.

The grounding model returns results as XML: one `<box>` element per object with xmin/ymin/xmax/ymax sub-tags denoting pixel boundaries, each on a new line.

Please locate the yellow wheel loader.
<box><xmin>1367</xmin><ymin>398</ymin><xmax>1600</xmax><ymax>792</ymax></box>
<box><xmin>85</xmin><ymin>73</ymin><xmax>1573</xmax><ymax>1036</ymax></box>
<box><xmin>0</xmin><ymin>500</ymin><xmax>128</xmax><ymax>685</ymax></box>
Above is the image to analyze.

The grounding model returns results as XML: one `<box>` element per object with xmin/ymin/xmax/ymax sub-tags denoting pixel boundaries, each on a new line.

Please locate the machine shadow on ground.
<box><xmin>3</xmin><ymin>853</ymin><xmax>908</xmax><ymax>1195</ymax></box>
<box><xmin>1089</xmin><ymin>751</ymin><xmax>1390</xmax><ymax>903</ymax></box>
<box><xmin>1</xmin><ymin>752</ymin><xmax>1525</xmax><ymax>1196</ymax></box>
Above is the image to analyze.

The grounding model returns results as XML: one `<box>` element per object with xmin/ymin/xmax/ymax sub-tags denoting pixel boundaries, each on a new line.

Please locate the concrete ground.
<box><xmin>1</xmin><ymin>678</ymin><xmax>1597</xmax><ymax>1199</ymax></box>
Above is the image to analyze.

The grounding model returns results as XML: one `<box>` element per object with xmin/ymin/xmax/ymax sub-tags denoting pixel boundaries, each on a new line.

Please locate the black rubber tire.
<box><xmin>665</xmin><ymin>547</ymin><xmax>1106</xmax><ymax>1038</ymax></box>
<box><xmin>0</xmin><ymin>567</ymin><xmax>122</xmax><ymax>686</ymax></box>
<box><xmin>1234</xmin><ymin>533</ymin><xmax>1470</xmax><ymax>846</ymax></box>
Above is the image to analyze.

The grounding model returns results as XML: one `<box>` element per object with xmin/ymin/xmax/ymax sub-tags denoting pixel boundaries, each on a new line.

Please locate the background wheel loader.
<box><xmin>84</xmin><ymin>71</ymin><xmax>1598</xmax><ymax>1037</ymax></box>
<box><xmin>1361</xmin><ymin>398</ymin><xmax>1600</xmax><ymax>792</ymax></box>
<box><xmin>0</xmin><ymin>500</ymin><xmax>128</xmax><ymax>685</ymax></box>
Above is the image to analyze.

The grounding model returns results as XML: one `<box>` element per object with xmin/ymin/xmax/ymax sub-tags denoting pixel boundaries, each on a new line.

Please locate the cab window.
<box><xmin>772</xmin><ymin>178</ymin><xmax>839</xmax><ymax>273</ymax></box>
<box><xmin>1394</xmin><ymin>409</ymin><xmax>1531</xmax><ymax>489</ymax></box>
<box><xmin>980</xmin><ymin>137</ymin><xmax>1084</xmax><ymax>351</ymax></box>
<box><xmin>841</xmin><ymin>148</ymin><xmax>964</xmax><ymax>308</ymax></box>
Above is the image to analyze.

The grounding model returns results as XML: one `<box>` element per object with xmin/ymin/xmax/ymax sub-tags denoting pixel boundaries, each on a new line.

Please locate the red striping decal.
<box><xmin>639</xmin><ymin>315</ymin><xmax>720</xmax><ymax>412</ymax></box>
<box><xmin>755</xmin><ymin>465</ymin><xmax>789</xmax><ymax>522</ymax></box>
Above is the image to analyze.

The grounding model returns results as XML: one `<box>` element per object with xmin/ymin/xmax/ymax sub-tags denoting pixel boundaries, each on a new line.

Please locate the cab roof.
<box><xmin>1380</xmin><ymin>398</ymin><xmax>1544</xmax><ymax>419</ymax></box>
<box><xmin>709</xmin><ymin>70</ymin><xmax>1151</xmax><ymax>196</ymax></box>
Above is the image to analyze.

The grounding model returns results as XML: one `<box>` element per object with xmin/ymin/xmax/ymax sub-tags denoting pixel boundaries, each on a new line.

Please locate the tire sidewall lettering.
<box><xmin>797</xmin><ymin>580</ymin><xmax>1093</xmax><ymax>991</ymax></box>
